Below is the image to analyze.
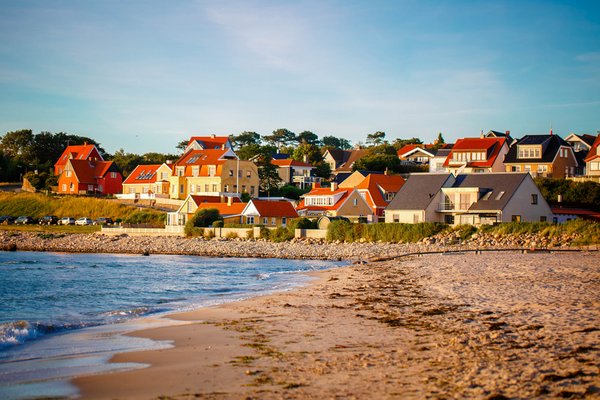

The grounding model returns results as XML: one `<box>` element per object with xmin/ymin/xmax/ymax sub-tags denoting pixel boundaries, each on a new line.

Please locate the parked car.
<box><xmin>75</xmin><ymin>217</ymin><xmax>93</xmax><ymax>226</ymax></box>
<box><xmin>93</xmin><ymin>217</ymin><xmax>114</xmax><ymax>225</ymax></box>
<box><xmin>58</xmin><ymin>217</ymin><xmax>75</xmax><ymax>225</ymax></box>
<box><xmin>39</xmin><ymin>215</ymin><xmax>59</xmax><ymax>225</ymax></box>
<box><xmin>14</xmin><ymin>216</ymin><xmax>36</xmax><ymax>225</ymax></box>
<box><xmin>0</xmin><ymin>215</ymin><xmax>16</xmax><ymax>225</ymax></box>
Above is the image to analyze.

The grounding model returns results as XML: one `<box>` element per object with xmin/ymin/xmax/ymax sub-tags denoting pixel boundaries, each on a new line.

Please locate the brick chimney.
<box><xmin>312</xmin><ymin>182</ymin><xmax>321</xmax><ymax>189</ymax></box>
<box><xmin>227</xmin><ymin>196</ymin><xmax>233</xmax><ymax>206</ymax></box>
<box><xmin>331</xmin><ymin>182</ymin><xmax>338</xmax><ymax>191</ymax></box>
<box><xmin>505</xmin><ymin>130</ymin><xmax>510</xmax><ymax>136</ymax></box>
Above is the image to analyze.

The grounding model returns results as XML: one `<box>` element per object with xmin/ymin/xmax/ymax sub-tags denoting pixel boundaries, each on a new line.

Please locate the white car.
<box><xmin>75</xmin><ymin>217</ymin><xmax>93</xmax><ymax>226</ymax></box>
<box><xmin>58</xmin><ymin>217</ymin><xmax>75</xmax><ymax>225</ymax></box>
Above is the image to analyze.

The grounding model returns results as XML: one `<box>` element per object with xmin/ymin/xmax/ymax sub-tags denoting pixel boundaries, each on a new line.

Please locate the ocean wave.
<box><xmin>0</xmin><ymin>320</ymin><xmax>85</xmax><ymax>348</ymax></box>
<box><xmin>100</xmin><ymin>306</ymin><xmax>153</xmax><ymax>320</ymax></box>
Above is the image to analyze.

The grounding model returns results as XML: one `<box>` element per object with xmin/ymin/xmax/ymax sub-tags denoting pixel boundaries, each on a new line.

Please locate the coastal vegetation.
<box><xmin>0</xmin><ymin>192</ymin><xmax>165</xmax><ymax>224</ymax></box>
<box><xmin>184</xmin><ymin>208</ymin><xmax>223</xmax><ymax>236</ymax></box>
<box><xmin>534</xmin><ymin>177</ymin><xmax>600</xmax><ymax>210</ymax></box>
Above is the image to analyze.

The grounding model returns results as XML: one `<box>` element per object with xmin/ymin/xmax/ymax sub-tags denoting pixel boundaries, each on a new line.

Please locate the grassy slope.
<box><xmin>0</xmin><ymin>192</ymin><xmax>165</xmax><ymax>222</ymax></box>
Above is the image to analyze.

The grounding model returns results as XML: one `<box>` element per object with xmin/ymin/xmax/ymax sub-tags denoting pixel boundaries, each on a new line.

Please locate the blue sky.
<box><xmin>1</xmin><ymin>0</ymin><xmax>599</xmax><ymax>154</ymax></box>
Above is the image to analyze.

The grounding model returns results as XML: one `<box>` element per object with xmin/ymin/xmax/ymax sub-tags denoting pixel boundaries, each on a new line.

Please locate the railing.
<box><xmin>293</xmin><ymin>176</ymin><xmax>320</xmax><ymax>183</ymax></box>
<box><xmin>438</xmin><ymin>202</ymin><xmax>473</xmax><ymax>211</ymax></box>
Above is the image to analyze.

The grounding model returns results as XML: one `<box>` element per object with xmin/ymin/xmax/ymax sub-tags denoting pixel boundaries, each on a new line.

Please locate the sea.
<box><xmin>0</xmin><ymin>251</ymin><xmax>342</xmax><ymax>400</ymax></box>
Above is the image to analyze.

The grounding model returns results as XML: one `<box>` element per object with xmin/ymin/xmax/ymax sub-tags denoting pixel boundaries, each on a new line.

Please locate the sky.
<box><xmin>0</xmin><ymin>0</ymin><xmax>599</xmax><ymax>154</ymax></box>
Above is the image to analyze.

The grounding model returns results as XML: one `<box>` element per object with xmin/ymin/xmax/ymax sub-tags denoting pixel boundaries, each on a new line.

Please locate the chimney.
<box><xmin>384</xmin><ymin>167</ymin><xmax>389</xmax><ymax>176</ymax></box>
<box><xmin>211</xmin><ymin>134</ymin><xmax>216</xmax><ymax>138</ymax></box>
<box><xmin>84</xmin><ymin>141</ymin><xmax>88</xmax><ymax>146</ymax></box>
<box><xmin>557</xmin><ymin>194</ymin><xmax>562</xmax><ymax>203</ymax></box>
<box><xmin>227</xmin><ymin>196</ymin><xmax>233</xmax><ymax>206</ymax></box>
<box><xmin>505</xmin><ymin>130</ymin><xmax>510</xmax><ymax>136</ymax></box>
<box><xmin>331</xmin><ymin>182</ymin><xmax>338</xmax><ymax>191</ymax></box>
<box><xmin>480</xmin><ymin>130</ymin><xmax>484</xmax><ymax>138</ymax></box>
<box><xmin>303</xmin><ymin>154</ymin><xmax>308</xmax><ymax>163</ymax></box>
<box><xmin>312</xmin><ymin>182</ymin><xmax>321</xmax><ymax>189</ymax></box>
<box><xmin>220</xmin><ymin>195</ymin><xmax>226</xmax><ymax>203</ymax></box>
<box><xmin>166</xmin><ymin>160</ymin><xmax>172</xmax><ymax>165</ymax></box>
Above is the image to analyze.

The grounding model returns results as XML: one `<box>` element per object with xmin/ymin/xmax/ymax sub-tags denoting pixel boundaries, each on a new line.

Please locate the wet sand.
<box><xmin>75</xmin><ymin>252</ymin><xmax>600</xmax><ymax>399</ymax></box>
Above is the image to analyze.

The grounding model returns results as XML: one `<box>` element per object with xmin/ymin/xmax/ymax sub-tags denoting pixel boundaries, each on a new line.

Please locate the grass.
<box><xmin>0</xmin><ymin>224</ymin><xmax>100</xmax><ymax>234</ymax></box>
<box><xmin>0</xmin><ymin>192</ymin><xmax>165</xmax><ymax>224</ymax></box>
<box><xmin>327</xmin><ymin>221</ymin><xmax>448</xmax><ymax>243</ymax></box>
<box><xmin>480</xmin><ymin>219</ymin><xmax>600</xmax><ymax>245</ymax></box>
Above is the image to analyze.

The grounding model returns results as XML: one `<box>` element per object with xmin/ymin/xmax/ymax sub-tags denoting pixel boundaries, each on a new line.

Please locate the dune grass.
<box><xmin>0</xmin><ymin>192</ymin><xmax>165</xmax><ymax>223</ymax></box>
<box><xmin>0</xmin><ymin>224</ymin><xmax>100</xmax><ymax>234</ymax></box>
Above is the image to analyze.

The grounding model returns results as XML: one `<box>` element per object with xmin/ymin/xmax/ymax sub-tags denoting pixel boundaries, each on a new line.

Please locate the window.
<box><xmin>531</xmin><ymin>194</ymin><xmax>538</xmax><ymax>205</ymax></box>
<box><xmin>495</xmin><ymin>191</ymin><xmax>505</xmax><ymax>200</ymax></box>
<box><xmin>161</xmin><ymin>172</ymin><xmax>169</xmax><ymax>180</ymax></box>
<box><xmin>204</xmin><ymin>184</ymin><xmax>209</xmax><ymax>192</ymax></box>
<box><xmin>110</xmin><ymin>172</ymin><xmax>117</xmax><ymax>178</ymax></box>
<box><xmin>246</xmin><ymin>171</ymin><xmax>252</xmax><ymax>178</ymax></box>
<box><xmin>247</xmin><ymin>216</ymin><xmax>254</xmax><ymax>224</ymax></box>
<box><xmin>250</xmin><ymin>186</ymin><xmax>255</xmax><ymax>195</ymax></box>
<box><xmin>511</xmin><ymin>166</ymin><xmax>521</xmax><ymax>172</ymax></box>
<box><xmin>229</xmin><ymin>169</ymin><xmax>234</xmax><ymax>177</ymax></box>
<box><xmin>212</xmin><ymin>184</ymin><xmax>218</xmax><ymax>192</ymax></box>
<box><xmin>242</xmin><ymin>185</ymin><xmax>246</xmax><ymax>192</ymax></box>
<box><xmin>70</xmin><ymin>183</ymin><xmax>74</xmax><ymax>191</ymax></box>
<box><xmin>98</xmin><ymin>185</ymin><xmax>103</xmax><ymax>192</ymax></box>
<box><xmin>62</xmin><ymin>183</ymin><xmax>66</xmax><ymax>191</ymax></box>
<box><xmin>87</xmin><ymin>185</ymin><xmax>94</xmax><ymax>192</ymax></box>
<box><xmin>282</xmin><ymin>217</ymin><xmax>287</xmax><ymax>226</ymax></box>
<box><xmin>385</xmin><ymin>192</ymin><xmax>394</xmax><ymax>201</ymax></box>
<box><xmin>156</xmin><ymin>185</ymin><xmax>161</xmax><ymax>194</ymax></box>
<box><xmin>238</xmin><ymin>170</ymin><xmax>242</xmax><ymax>178</ymax></box>
<box><xmin>263</xmin><ymin>217</ymin><xmax>268</xmax><ymax>225</ymax></box>
<box><xmin>540</xmin><ymin>216</ymin><xmax>547</xmax><ymax>222</ymax></box>
<box><xmin>177</xmin><ymin>167</ymin><xmax>184</xmax><ymax>177</ymax></box>
<box><xmin>272</xmin><ymin>217</ymin><xmax>276</xmax><ymax>225</ymax></box>
<box><xmin>66</xmin><ymin>170</ymin><xmax>72</xmax><ymax>177</ymax></box>
<box><xmin>224</xmin><ymin>184</ymin><xmax>229</xmax><ymax>192</ymax></box>
<box><xmin>180</xmin><ymin>184</ymin><xmax>184</xmax><ymax>193</ymax></box>
<box><xmin>129</xmin><ymin>187</ymin><xmax>136</xmax><ymax>194</ymax></box>
<box><xmin>393</xmin><ymin>214</ymin><xmax>399</xmax><ymax>223</ymax></box>
<box><xmin>189</xmin><ymin>184</ymin><xmax>195</xmax><ymax>194</ymax></box>
<box><xmin>192</xmin><ymin>166</ymin><xmax>199</xmax><ymax>177</ymax></box>
<box><xmin>512</xmin><ymin>215</ymin><xmax>522</xmax><ymax>222</ymax></box>
<box><xmin>142</xmin><ymin>185</ymin><xmax>149</xmax><ymax>193</ymax></box>
<box><xmin>196</xmin><ymin>184</ymin><xmax>202</xmax><ymax>193</ymax></box>
<box><xmin>591</xmin><ymin>162</ymin><xmax>600</xmax><ymax>171</ymax></box>
<box><xmin>208</xmin><ymin>166</ymin><xmax>216</xmax><ymax>176</ymax></box>
<box><xmin>353</xmin><ymin>198</ymin><xmax>358</xmax><ymax>206</ymax></box>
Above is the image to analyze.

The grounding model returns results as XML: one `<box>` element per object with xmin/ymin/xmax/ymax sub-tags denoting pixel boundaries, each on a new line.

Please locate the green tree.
<box><xmin>254</xmin><ymin>149</ymin><xmax>282</xmax><ymax>195</ymax></box>
<box><xmin>176</xmin><ymin>139</ymin><xmax>188</xmax><ymax>153</ymax></box>
<box><xmin>314</xmin><ymin>161</ymin><xmax>332</xmax><ymax>179</ymax></box>
<box><xmin>392</xmin><ymin>137</ymin><xmax>423</xmax><ymax>150</ymax></box>
<box><xmin>292</xmin><ymin>143</ymin><xmax>323</xmax><ymax>165</ymax></box>
<box><xmin>232</xmin><ymin>131</ymin><xmax>261</xmax><ymax>148</ymax></box>
<box><xmin>263</xmin><ymin>128</ymin><xmax>296</xmax><ymax>149</ymax></box>
<box><xmin>322</xmin><ymin>136</ymin><xmax>352</xmax><ymax>150</ymax></box>
<box><xmin>110</xmin><ymin>149</ymin><xmax>144</xmax><ymax>178</ymax></box>
<box><xmin>187</xmin><ymin>208</ymin><xmax>223</xmax><ymax>227</ymax></box>
<box><xmin>0</xmin><ymin>129</ymin><xmax>35</xmax><ymax>161</ymax></box>
<box><xmin>296</xmin><ymin>131</ymin><xmax>320</xmax><ymax>145</ymax></box>
<box><xmin>366</xmin><ymin>131</ymin><xmax>386</xmax><ymax>147</ymax></box>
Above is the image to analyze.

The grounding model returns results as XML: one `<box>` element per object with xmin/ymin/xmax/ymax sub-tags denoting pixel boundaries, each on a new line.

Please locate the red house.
<box><xmin>57</xmin><ymin>159</ymin><xmax>122</xmax><ymax>195</ymax></box>
<box><xmin>54</xmin><ymin>142</ymin><xmax>103</xmax><ymax>176</ymax></box>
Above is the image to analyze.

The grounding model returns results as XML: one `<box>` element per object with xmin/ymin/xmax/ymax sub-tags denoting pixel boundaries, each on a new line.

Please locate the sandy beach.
<box><xmin>73</xmin><ymin>251</ymin><xmax>599</xmax><ymax>399</ymax></box>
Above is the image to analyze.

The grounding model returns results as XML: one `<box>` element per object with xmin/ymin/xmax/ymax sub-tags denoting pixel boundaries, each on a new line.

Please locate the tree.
<box><xmin>392</xmin><ymin>137</ymin><xmax>423</xmax><ymax>150</ymax></box>
<box><xmin>231</xmin><ymin>131</ymin><xmax>261</xmax><ymax>148</ymax></box>
<box><xmin>236</xmin><ymin>144</ymin><xmax>263</xmax><ymax>161</ymax></box>
<box><xmin>110</xmin><ymin>149</ymin><xmax>144</xmax><ymax>178</ymax></box>
<box><xmin>187</xmin><ymin>208</ymin><xmax>223</xmax><ymax>227</ymax></box>
<box><xmin>253</xmin><ymin>148</ymin><xmax>282</xmax><ymax>195</ymax></box>
<box><xmin>0</xmin><ymin>129</ymin><xmax>35</xmax><ymax>161</ymax></box>
<box><xmin>322</xmin><ymin>136</ymin><xmax>352</xmax><ymax>150</ymax></box>
<box><xmin>263</xmin><ymin>128</ymin><xmax>296</xmax><ymax>149</ymax></box>
<box><xmin>296</xmin><ymin>131</ymin><xmax>320</xmax><ymax>145</ymax></box>
<box><xmin>366</xmin><ymin>131</ymin><xmax>386</xmax><ymax>147</ymax></box>
<box><xmin>292</xmin><ymin>143</ymin><xmax>323</xmax><ymax>165</ymax></box>
<box><xmin>176</xmin><ymin>139</ymin><xmax>188</xmax><ymax>153</ymax></box>
<box><xmin>314</xmin><ymin>161</ymin><xmax>332</xmax><ymax>179</ymax></box>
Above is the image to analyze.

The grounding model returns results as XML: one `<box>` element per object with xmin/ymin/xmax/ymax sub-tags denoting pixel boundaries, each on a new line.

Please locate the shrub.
<box><xmin>184</xmin><ymin>226</ymin><xmax>204</xmax><ymax>237</ymax></box>
<box><xmin>246</xmin><ymin>229</ymin><xmax>254</xmax><ymax>239</ymax></box>
<box><xmin>213</xmin><ymin>220</ymin><xmax>224</xmax><ymax>228</ymax></box>
<box><xmin>327</xmin><ymin>221</ymin><xmax>448</xmax><ymax>243</ymax></box>
<box><xmin>287</xmin><ymin>217</ymin><xmax>317</xmax><ymax>231</ymax></box>
<box><xmin>269</xmin><ymin>226</ymin><xmax>294</xmax><ymax>242</ymax></box>
<box><xmin>204</xmin><ymin>229</ymin><xmax>216</xmax><ymax>239</ymax></box>
<box><xmin>184</xmin><ymin>208</ymin><xmax>222</xmax><ymax>236</ymax></box>
<box><xmin>225</xmin><ymin>231</ymin><xmax>239</xmax><ymax>239</ymax></box>
<box><xmin>259</xmin><ymin>227</ymin><xmax>271</xmax><ymax>240</ymax></box>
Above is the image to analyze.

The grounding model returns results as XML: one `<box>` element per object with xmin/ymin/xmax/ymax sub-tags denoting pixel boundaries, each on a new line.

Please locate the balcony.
<box><xmin>438</xmin><ymin>202</ymin><xmax>473</xmax><ymax>212</ymax></box>
<box><xmin>293</xmin><ymin>176</ymin><xmax>321</xmax><ymax>184</ymax></box>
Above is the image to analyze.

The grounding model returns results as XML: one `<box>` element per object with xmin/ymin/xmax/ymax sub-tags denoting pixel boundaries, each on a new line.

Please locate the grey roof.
<box><xmin>433</xmin><ymin>148</ymin><xmax>452</xmax><ymax>157</ymax></box>
<box><xmin>386</xmin><ymin>173</ymin><xmax>453</xmax><ymax>210</ymax></box>
<box><xmin>452</xmin><ymin>173</ymin><xmax>528</xmax><ymax>211</ymax></box>
<box><xmin>504</xmin><ymin>134</ymin><xmax>569</xmax><ymax>163</ymax></box>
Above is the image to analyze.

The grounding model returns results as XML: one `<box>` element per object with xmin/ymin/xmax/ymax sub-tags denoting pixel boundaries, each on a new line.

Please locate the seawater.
<box><xmin>0</xmin><ymin>251</ymin><xmax>342</xmax><ymax>399</ymax></box>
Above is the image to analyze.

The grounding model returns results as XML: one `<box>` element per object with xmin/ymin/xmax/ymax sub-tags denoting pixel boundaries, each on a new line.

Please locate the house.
<box><xmin>296</xmin><ymin>183</ymin><xmax>373</xmax><ymax>222</ymax></box>
<box><xmin>429</xmin><ymin>148</ymin><xmax>453</xmax><ymax>173</ymax></box>
<box><xmin>443</xmin><ymin>137</ymin><xmax>508</xmax><ymax>174</ymax></box>
<box><xmin>385</xmin><ymin>172</ymin><xmax>553</xmax><ymax>225</ymax></box>
<box><xmin>396</xmin><ymin>144</ymin><xmax>436</xmax><ymax>165</ymax></box>
<box><xmin>333</xmin><ymin>170</ymin><xmax>383</xmax><ymax>186</ymax></box>
<box><xmin>504</xmin><ymin>134</ymin><xmax>578</xmax><ymax>178</ymax></box>
<box><xmin>184</xmin><ymin>134</ymin><xmax>232</xmax><ymax>153</ymax></box>
<box><xmin>551</xmin><ymin>207</ymin><xmax>600</xmax><ymax>223</ymax></box>
<box><xmin>322</xmin><ymin>148</ymin><xmax>369</xmax><ymax>175</ymax></box>
<box><xmin>583</xmin><ymin>134</ymin><xmax>600</xmax><ymax>176</ymax></box>
<box><xmin>355</xmin><ymin>174</ymin><xmax>406</xmax><ymax>222</ymax></box>
<box><xmin>385</xmin><ymin>173</ymin><xmax>455</xmax><ymax>223</ymax></box>
<box><xmin>57</xmin><ymin>159</ymin><xmax>122</xmax><ymax>195</ymax></box>
<box><xmin>240</xmin><ymin>199</ymin><xmax>298</xmax><ymax>226</ymax></box>
<box><xmin>271</xmin><ymin>158</ymin><xmax>317</xmax><ymax>189</ymax></box>
<box><xmin>564</xmin><ymin>133</ymin><xmax>597</xmax><ymax>153</ymax></box>
<box><xmin>167</xmin><ymin>194</ymin><xmax>244</xmax><ymax>226</ymax></box>
<box><xmin>169</xmin><ymin>147</ymin><xmax>259</xmax><ymax>200</ymax></box>
<box><xmin>54</xmin><ymin>142</ymin><xmax>103</xmax><ymax>175</ymax></box>
<box><xmin>484</xmin><ymin>130</ymin><xmax>514</xmax><ymax>144</ymax></box>
<box><xmin>121</xmin><ymin>163</ymin><xmax>173</xmax><ymax>197</ymax></box>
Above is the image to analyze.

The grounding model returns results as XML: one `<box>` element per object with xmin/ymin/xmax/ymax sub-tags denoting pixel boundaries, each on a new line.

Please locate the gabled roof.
<box><xmin>297</xmin><ymin>188</ymin><xmax>353</xmax><ymax>211</ymax></box>
<box><xmin>186</xmin><ymin>135</ymin><xmax>230</xmax><ymax>150</ymax></box>
<box><xmin>451</xmin><ymin>173</ymin><xmax>528</xmax><ymax>211</ymax></box>
<box><xmin>55</xmin><ymin>143</ymin><xmax>101</xmax><ymax>168</ymax></box>
<box><xmin>173</xmin><ymin>149</ymin><xmax>233</xmax><ymax>177</ymax></box>
<box><xmin>356</xmin><ymin>174</ymin><xmax>405</xmax><ymax>209</ymax></box>
<box><xmin>397</xmin><ymin>144</ymin><xmax>435</xmax><ymax>159</ymax></box>
<box><xmin>565</xmin><ymin>133</ymin><xmax>597</xmax><ymax>148</ymax></box>
<box><xmin>551</xmin><ymin>207</ymin><xmax>600</xmax><ymax>221</ymax></box>
<box><xmin>325</xmin><ymin>149</ymin><xmax>369</xmax><ymax>172</ymax></box>
<box><xmin>386</xmin><ymin>173</ymin><xmax>453</xmax><ymax>210</ymax></box>
<box><xmin>271</xmin><ymin>159</ymin><xmax>314</xmax><ymax>168</ymax></box>
<box><xmin>245</xmin><ymin>200</ymin><xmax>298</xmax><ymax>218</ymax></box>
<box><xmin>68</xmin><ymin>160</ymin><xmax>116</xmax><ymax>184</ymax></box>
<box><xmin>504</xmin><ymin>134</ymin><xmax>571</xmax><ymax>164</ymax></box>
<box><xmin>195</xmin><ymin>202</ymin><xmax>247</xmax><ymax>217</ymax></box>
<box><xmin>190</xmin><ymin>195</ymin><xmax>241</xmax><ymax>205</ymax></box>
<box><xmin>123</xmin><ymin>164</ymin><xmax>162</xmax><ymax>185</ymax></box>
<box><xmin>443</xmin><ymin>137</ymin><xmax>506</xmax><ymax>168</ymax></box>
<box><xmin>584</xmin><ymin>134</ymin><xmax>600</xmax><ymax>162</ymax></box>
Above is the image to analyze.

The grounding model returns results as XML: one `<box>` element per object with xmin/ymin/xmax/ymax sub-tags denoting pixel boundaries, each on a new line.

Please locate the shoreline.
<box><xmin>73</xmin><ymin>251</ymin><xmax>600</xmax><ymax>399</ymax></box>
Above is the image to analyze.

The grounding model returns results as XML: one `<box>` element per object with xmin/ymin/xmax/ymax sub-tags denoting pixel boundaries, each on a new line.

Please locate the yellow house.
<box><xmin>296</xmin><ymin>183</ymin><xmax>374</xmax><ymax>222</ymax></box>
<box><xmin>169</xmin><ymin>148</ymin><xmax>259</xmax><ymax>200</ymax></box>
<box><xmin>122</xmin><ymin>163</ymin><xmax>173</xmax><ymax>197</ymax></box>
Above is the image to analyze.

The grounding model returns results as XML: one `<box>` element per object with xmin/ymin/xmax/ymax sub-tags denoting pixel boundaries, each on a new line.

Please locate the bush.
<box><xmin>269</xmin><ymin>226</ymin><xmax>294</xmax><ymax>242</ymax></box>
<box><xmin>287</xmin><ymin>217</ymin><xmax>317</xmax><ymax>231</ymax></box>
<box><xmin>259</xmin><ymin>227</ymin><xmax>271</xmax><ymax>240</ymax></box>
<box><xmin>327</xmin><ymin>221</ymin><xmax>448</xmax><ymax>243</ymax></box>
<box><xmin>246</xmin><ymin>229</ymin><xmax>254</xmax><ymax>239</ymax></box>
<box><xmin>204</xmin><ymin>229</ymin><xmax>216</xmax><ymax>239</ymax></box>
<box><xmin>225</xmin><ymin>231</ymin><xmax>239</xmax><ymax>239</ymax></box>
<box><xmin>184</xmin><ymin>208</ymin><xmax>222</xmax><ymax>236</ymax></box>
<box><xmin>124</xmin><ymin>210</ymin><xmax>165</xmax><ymax>225</ymax></box>
<box><xmin>213</xmin><ymin>220</ymin><xmax>224</xmax><ymax>228</ymax></box>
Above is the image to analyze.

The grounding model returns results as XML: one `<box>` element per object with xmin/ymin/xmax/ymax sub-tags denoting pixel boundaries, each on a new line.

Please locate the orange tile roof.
<box><xmin>195</xmin><ymin>202</ymin><xmax>247</xmax><ymax>216</ymax></box>
<box><xmin>122</xmin><ymin>164</ymin><xmax>161</xmax><ymax>185</ymax></box>
<box><xmin>174</xmin><ymin>149</ymin><xmax>229</xmax><ymax>176</ymax></box>
<box><xmin>190</xmin><ymin>195</ymin><xmax>241</xmax><ymax>205</ymax></box>
<box><xmin>271</xmin><ymin>159</ymin><xmax>313</xmax><ymax>168</ymax></box>
<box><xmin>297</xmin><ymin>189</ymin><xmax>351</xmax><ymax>211</ymax></box>
<box><xmin>356</xmin><ymin>174</ymin><xmax>405</xmax><ymax>209</ymax></box>
<box><xmin>396</xmin><ymin>144</ymin><xmax>422</xmax><ymax>157</ymax></box>
<box><xmin>187</xmin><ymin>136</ymin><xmax>230</xmax><ymax>150</ymax></box>
<box><xmin>250</xmin><ymin>200</ymin><xmax>299</xmax><ymax>218</ymax></box>
<box><xmin>443</xmin><ymin>137</ymin><xmax>506</xmax><ymax>168</ymax></box>
<box><xmin>55</xmin><ymin>144</ymin><xmax>100</xmax><ymax>168</ymax></box>
<box><xmin>69</xmin><ymin>160</ymin><xmax>115</xmax><ymax>183</ymax></box>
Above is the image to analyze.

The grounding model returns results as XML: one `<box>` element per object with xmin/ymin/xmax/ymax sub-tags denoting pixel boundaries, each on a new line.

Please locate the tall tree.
<box><xmin>392</xmin><ymin>137</ymin><xmax>423</xmax><ymax>150</ymax></box>
<box><xmin>292</xmin><ymin>143</ymin><xmax>323</xmax><ymax>165</ymax></box>
<box><xmin>0</xmin><ymin>129</ymin><xmax>35</xmax><ymax>161</ymax></box>
<box><xmin>231</xmin><ymin>131</ymin><xmax>261</xmax><ymax>148</ymax></box>
<box><xmin>366</xmin><ymin>131</ymin><xmax>386</xmax><ymax>147</ymax></box>
<box><xmin>263</xmin><ymin>128</ymin><xmax>296</xmax><ymax>149</ymax></box>
<box><xmin>296</xmin><ymin>131</ymin><xmax>320</xmax><ymax>145</ymax></box>
<box><xmin>253</xmin><ymin>148</ymin><xmax>282</xmax><ymax>195</ymax></box>
<box><xmin>322</xmin><ymin>136</ymin><xmax>352</xmax><ymax>150</ymax></box>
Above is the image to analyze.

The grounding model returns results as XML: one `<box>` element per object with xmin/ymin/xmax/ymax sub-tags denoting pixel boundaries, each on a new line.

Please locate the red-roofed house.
<box><xmin>355</xmin><ymin>174</ymin><xmax>406</xmax><ymax>222</ymax></box>
<box><xmin>122</xmin><ymin>163</ymin><xmax>173</xmax><ymax>197</ymax></box>
<box><xmin>168</xmin><ymin>194</ymin><xmax>246</xmax><ymax>226</ymax></box>
<box><xmin>443</xmin><ymin>137</ymin><xmax>508</xmax><ymax>174</ymax></box>
<box><xmin>271</xmin><ymin>158</ymin><xmax>317</xmax><ymax>189</ymax></box>
<box><xmin>57</xmin><ymin>159</ymin><xmax>122</xmax><ymax>195</ymax></box>
<box><xmin>184</xmin><ymin>134</ymin><xmax>232</xmax><ymax>153</ymax></box>
<box><xmin>54</xmin><ymin>143</ymin><xmax>103</xmax><ymax>175</ymax></box>
<box><xmin>584</xmin><ymin>134</ymin><xmax>600</xmax><ymax>177</ymax></box>
<box><xmin>169</xmin><ymin>147</ymin><xmax>258</xmax><ymax>200</ymax></box>
<box><xmin>241</xmin><ymin>199</ymin><xmax>298</xmax><ymax>226</ymax></box>
<box><xmin>296</xmin><ymin>183</ymin><xmax>373</xmax><ymax>222</ymax></box>
<box><xmin>396</xmin><ymin>144</ymin><xmax>436</xmax><ymax>165</ymax></box>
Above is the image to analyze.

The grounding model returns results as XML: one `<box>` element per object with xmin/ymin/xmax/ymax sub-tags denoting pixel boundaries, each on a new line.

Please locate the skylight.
<box><xmin>187</xmin><ymin>155</ymin><xmax>200</xmax><ymax>163</ymax></box>
<box><xmin>495</xmin><ymin>191</ymin><xmax>505</xmax><ymax>200</ymax></box>
<box><xmin>481</xmin><ymin>191</ymin><xmax>493</xmax><ymax>201</ymax></box>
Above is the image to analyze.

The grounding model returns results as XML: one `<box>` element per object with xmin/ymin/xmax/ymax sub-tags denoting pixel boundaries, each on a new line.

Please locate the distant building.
<box><xmin>584</xmin><ymin>134</ymin><xmax>600</xmax><ymax>177</ymax></box>
<box><xmin>57</xmin><ymin>159</ymin><xmax>122</xmax><ymax>195</ymax></box>
<box><xmin>504</xmin><ymin>134</ymin><xmax>578</xmax><ymax>178</ymax></box>
<box><xmin>296</xmin><ymin>183</ymin><xmax>373</xmax><ymax>222</ymax></box>
<box><xmin>121</xmin><ymin>163</ymin><xmax>173</xmax><ymax>197</ymax></box>
<box><xmin>241</xmin><ymin>199</ymin><xmax>298</xmax><ymax>226</ymax></box>
<box><xmin>54</xmin><ymin>142</ymin><xmax>103</xmax><ymax>176</ymax></box>
<box><xmin>271</xmin><ymin>158</ymin><xmax>317</xmax><ymax>189</ymax></box>
<box><xmin>322</xmin><ymin>148</ymin><xmax>369</xmax><ymax>175</ymax></box>
<box><xmin>355</xmin><ymin>173</ymin><xmax>406</xmax><ymax>222</ymax></box>
<box><xmin>396</xmin><ymin>144</ymin><xmax>436</xmax><ymax>165</ymax></box>
<box><xmin>184</xmin><ymin>134</ymin><xmax>232</xmax><ymax>153</ymax></box>
<box><xmin>443</xmin><ymin>137</ymin><xmax>509</xmax><ymax>174</ymax></box>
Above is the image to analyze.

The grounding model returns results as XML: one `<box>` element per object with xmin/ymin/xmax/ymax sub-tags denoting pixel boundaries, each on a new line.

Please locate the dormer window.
<box><xmin>518</xmin><ymin>146</ymin><xmax>541</xmax><ymax>159</ymax></box>
<box><xmin>177</xmin><ymin>167</ymin><xmax>184</xmax><ymax>177</ymax></box>
<box><xmin>208</xmin><ymin>166</ymin><xmax>216</xmax><ymax>176</ymax></box>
